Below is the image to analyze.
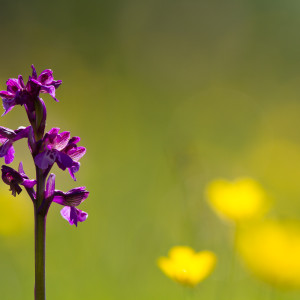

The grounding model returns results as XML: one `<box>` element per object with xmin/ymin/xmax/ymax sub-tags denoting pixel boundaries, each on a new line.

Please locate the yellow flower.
<box><xmin>237</xmin><ymin>220</ymin><xmax>300</xmax><ymax>289</ymax></box>
<box><xmin>206</xmin><ymin>178</ymin><xmax>269</xmax><ymax>223</ymax></box>
<box><xmin>157</xmin><ymin>246</ymin><xmax>217</xmax><ymax>287</ymax></box>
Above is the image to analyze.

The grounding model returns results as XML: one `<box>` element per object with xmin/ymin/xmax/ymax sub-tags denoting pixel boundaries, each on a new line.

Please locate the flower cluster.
<box><xmin>0</xmin><ymin>65</ymin><xmax>89</xmax><ymax>226</ymax></box>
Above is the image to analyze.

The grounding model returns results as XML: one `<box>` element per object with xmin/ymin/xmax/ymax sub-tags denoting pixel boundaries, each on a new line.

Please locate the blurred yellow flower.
<box><xmin>157</xmin><ymin>246</ymin><xmax>216</xmax><ymax>287</ymax></box>
<box><xmin>237</xmin><ymin>220</ymin><xmax>300</xmax><ymax>289</ymax></box>
<box><xmin>0</xmin><ymin>186</ymin><xmax>32</xmax><ymax>236</ymax></box>
<box><xmin>206</xmin><ymin>178</ymin><xmax>269</xmax><ymax>223</ymax></box>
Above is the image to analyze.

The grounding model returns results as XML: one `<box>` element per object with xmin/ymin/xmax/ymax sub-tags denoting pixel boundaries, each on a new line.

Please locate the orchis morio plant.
<box><xmin>0</xmin><ymin>65</ymin><xmax>89</xmax><ymax>300</ymax></box>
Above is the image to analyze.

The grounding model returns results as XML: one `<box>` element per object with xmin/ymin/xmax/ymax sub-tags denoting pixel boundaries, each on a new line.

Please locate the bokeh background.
<box><xmin>1</xmin><ymin>0</ymin><xmax>300</xmax><ymax>299</ymax></box>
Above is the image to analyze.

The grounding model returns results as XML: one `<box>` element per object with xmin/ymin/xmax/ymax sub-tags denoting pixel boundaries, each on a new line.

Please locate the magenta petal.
<box><xmin>2</xmin><ymin>98</ymin><xmax>16</xmax><ymax>115</ymax></box>
<box><xmin>6</xmin><ymin>78</ymin><xmax>21</xmax><ymax>93</ymax></box>
<box><xmin>68</xmin><ymin>162</ymin><xmax>80</xmax><ymax>181</ymax></box>
<box><xmin>40</xmin><ymin>85</ymin><xmax>58</xmax><ymax>102</ymax></box>
<box><xmin>22</xmin><ymin>179</ymin><xmax>37</xmax><ymax>188</ymax></box>
<box><xmin>38</xmin><ymin>69</ymin><xmax>54</xmax><ymax>85</ymax></box>
<box><xmin>14</xmin><ymin>126</ymin><xmax>30</xmax><ymax>141</ymax></box>
<box><xmin>48</xmin><ymin>127</ymin><xmax>60</xmax><ymax>136</ymax></box>
<box><xmin>0</xmin><ymin>140</ymin><xmax>15</xmax><ymax>164</ymax></box>
<box><xmin>18</xmin><ymin>75</ymin><xmax>25</xmax><ymax>89</ymax></box>
<box><xmin>1</xmin><ymin>165</ymin><xmax>24</xmax><ymax>196</ymax></box>
<box><xmin>76</xmin><ymin>208</ymin><xmax>88</xmax><ymax>223</ymax></box>
<box><xmin>60</xmin><ymin>206</ymin><xmax>88</xmax><ymax>226</ymax></box>
<box><xmin>52</xmin><ymin>80</ymin><xmax>62</xmax><ymax>89</ymax></box>
<box><xmin>18</xmin><ymin>161</ymin><xmax>25</xmax><ymax>175</ymax></box>
<box><xmin>5</xmin><ymin>144</ymin><xmax>15</xmax><ymax>164</ymax></box>
<box><xmin>53</xmin><ymin>187</ymin><xmax>89</xmax><ymax>206</ymax></box>
<box><xmin>30</xmin><ymin>78</ymin><xmax>43</xmax><ymax>87</ymax></box>
<box><xmin>54</xmin><ymin>131</ymin><xmax>70</xmax><ymax>151</ymax></box>
<box><xmin>55</xmin><ymin>152</ymin><xmax>73</xmax><ymax>170</ymax></box>
<box><xmin>0</xmin><ymin>127</ymin><xmax>17</xmax><ymax>139</ymax></box>
<box><xmin>34</xmin><ymin>150</ymin><xmax>57</xmax><ymax>169</ymax></box>
<box><xmin>0</xmin><ymin>141</ymin><xmax>11</xmax><ymax>157</ymax></box>
<box><xmin>69</xmin><ymin>136</ymin><xmax>81</xmax><ymax>144</ymax></box>
<box><xmin>60</xmin><ymin>206</ymin><xmax>73</xmax><ymax>225</ymax></box>
<box><xmin>28</xmin><ymin>126</ymin><xmax>36</xmax><ymax>153</ymax></box>
<box><xmin>45</xmin><ymin>173</ymin><xmax>55</xmax><ymax>198</ymax></box>
<box><xmin>67</xmin><ymin>147</ymin><xmax>86</xmax><ymax>162</ymax></box>
<box><xmin>0</xmin><ymin>91</ymin><xmax>15</xmax><ymax>99</ymax></box>
<box><xmin>52</xmin><ymin>195</ymin><xmax>65</xmax><ymax>205</ymax></box>
<box><xmin>31</xmin><ymin>65</ymin><xmax>38</xmax><ymax>79</ymax></box>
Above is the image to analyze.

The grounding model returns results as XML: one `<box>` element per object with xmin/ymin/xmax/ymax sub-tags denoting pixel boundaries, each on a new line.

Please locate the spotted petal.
<box><xmin>34</xmin><ymin>149</ymin><xmax>57</xmax><ymax>170</ymax></box>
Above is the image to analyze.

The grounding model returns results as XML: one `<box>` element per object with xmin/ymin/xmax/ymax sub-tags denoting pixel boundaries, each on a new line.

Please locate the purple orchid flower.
<box><xmin>34</xmin><ymin>128</ymin><xmax>86</xmax><ymax>180</ymax></box>
<box><xmin>0</xmin><ymin>126</ymin><xmax>30</xmax><ymax>164</ymax></box>
<box><xmin>1</xmin><ymin>163</ymin><xmax>36</xmax><ymax>196</ymax></box>
<box><xmin>0</xmin><ymin>65</ymin><xmax>62</xmax><ymax>115</ymax></box>
<box><xmin>44</xmin><ymin>174</ymin><xmax>88</xmax><ymax>226</ymax></box>
<box><xmin>0</xmin><ymin>76</ymin><xmax>30</xmax><ymax>115</ymax></box>
<box><xmin>29</xmin><ymin>65</ymin><xmax>62</xmax><ymax>102</ymax></box>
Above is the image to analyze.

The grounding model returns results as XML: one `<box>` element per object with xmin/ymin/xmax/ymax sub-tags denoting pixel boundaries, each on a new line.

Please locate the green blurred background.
<box><xmin>1</xmin><ymin>0</ymin><xmax>300</xmax><ymax>299</ymax></box>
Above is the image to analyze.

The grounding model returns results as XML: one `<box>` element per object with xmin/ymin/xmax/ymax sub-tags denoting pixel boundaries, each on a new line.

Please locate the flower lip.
<box><xmin>60</xmin><ymin>206</ymin><xmax>88</xmax><ymax>226</ymax></box>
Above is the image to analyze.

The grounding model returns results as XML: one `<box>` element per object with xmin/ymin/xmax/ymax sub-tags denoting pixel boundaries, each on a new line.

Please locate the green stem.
<box><xmin>34</xmin><ymin>210</ymin><xmax>46</xmax><ymax>300</ymax></box>
<box><xmin>34</xmin><ymin>167</ymin><xmax>46</xmax><ymax>300</ymax></box>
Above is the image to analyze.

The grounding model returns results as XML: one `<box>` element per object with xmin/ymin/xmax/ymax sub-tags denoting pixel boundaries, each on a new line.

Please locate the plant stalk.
<box><xmin>34</xmin><ymin>166</ymin><xmax>46</xmax><ymax>300</ymax></box>
<box><xmin>34</xmin><ymin>210</ymin><xmax>46</xmax><ymax>300</ymax></box>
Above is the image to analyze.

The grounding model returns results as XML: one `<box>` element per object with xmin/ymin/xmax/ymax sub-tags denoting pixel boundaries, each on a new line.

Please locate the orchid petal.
<box><xmin>54</xmin><ymin>131</ymin><xmax>70</xmax><ymax>151</ymax></box>
<box><xmin>55</xmin><ymin>152</ymin><xmax>73</xmax><ymax>170</ymax></box>
<box><xmin>6</xmin><ymin>78</ymin><xmax>21</xmax><ymax>93</ymax></box>
<box><xmin>45</xmin><ymin>173</ymin><xmax>55</xmax><ymax>198</ymax></box>
<box><xmin>1</xmin><ymin>165</ymin><xmax>24</xmax><ymax>196</ymax></box>
<box><xmin>14</xmin><ymin>126</ymin><xmax>30</xmax><ymax>141</ymax></box>
<box><xmin>5</xmin><ymin>144</ymin><xmax>15</xmax><ymax>164</ymax></box>
<box><xmin>31</xmin><ymin>65</ymin><xmax>37</xmax><ymax>79</ymax></box>
<box><xmin>52</xmin><ymin>80</ymin><xmax>62</xmax><ymax>89</ymax></box>
<box><xmin>28</xmin><ymin>126</ymin><xmax>36</xmax><ymax>153</ymax></box>
<box><xmin>53</xmin><ymin>187</ymin><xmax>89</xmax><ymax>206</ymax></box>
<box><xmin>0</xmin><ymin>140</ymin><xmax>12</xmax><ymax>157</ymax></box>
<box><xmin>38</xmin><ymin>69</ymin><xmax>53</xmax><ymax>85</ymax></box>
<box><xmin>34</xmin><ymin>150</ymin><xmax>57</xmax><ymax>170</ymax></box>
<box><xmin>18</xmin><ymin>75</ymin><xmax>25</xmax><ymax>89</ymax></box>
<box><xmin>48</xmin><ymin>127</ymin><xmax>60</xmax><ymax>136</ymax></box>
<box><xmin>60</xmin><ymin>206</ymin><xmax>88</xmax><ymax>226</ymax></box>
<box><xmin>0</xmin><ymin>127</ymin><xmax>17</xmax><ymax>139</ymax></box>
<box><xmin>68</xmin><ymin>162</ymin><xmax>80</xmax><ymax>181</ymax></box>
<box><xmin>18</xmin><ymin>161</ymin><xmax>25</xmax><ymax>175</ymax></box>
<box><xmin>40</xmin><ymin>85</ymin><xmax>58</xmax><ymax>102</ymax></box>
<box><xmin>0</xmin><ymin>91</ymin><xmax>15</xmax><ymax>99</ymax></box>
<box><xmin>2</xmin><ymin>98</ymin><xmax>16</xmax><ymax>115</ymax></box>
<box><xmin>67</xmin><ymin>147</ymin><xmax>86</xmax><ymax>162</ymax></box>
<box><xmin>5</xmin><ymin>145</ymin><xmax>15</xmax><ymax>164</ymax></box>
<box><xmin>22</xmin><ymin>179</ymin><xmax>37</xmax><ymax>188</ymax></box>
